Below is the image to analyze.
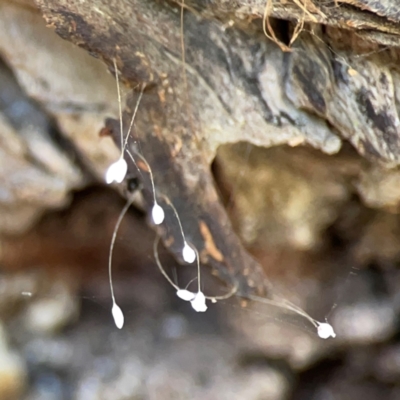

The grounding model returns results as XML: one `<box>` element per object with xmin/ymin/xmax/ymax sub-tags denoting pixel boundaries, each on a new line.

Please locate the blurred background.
<box><xmin>1</xmin><ymin>1</ymin><xmax>400</xmax><ymax>399</ymax></box>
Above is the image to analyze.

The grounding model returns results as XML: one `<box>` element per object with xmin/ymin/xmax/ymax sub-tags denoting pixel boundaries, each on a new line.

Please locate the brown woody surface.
<box><xmin>16</xmin><ymin>0</ymin><xmax>395</xmax><ymax>298</ymax></box>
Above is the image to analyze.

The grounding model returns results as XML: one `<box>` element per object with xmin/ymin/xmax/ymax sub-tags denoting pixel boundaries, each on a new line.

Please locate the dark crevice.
<box><xmin>291</xmin><ymin>357</ymin><xmax>344</xmax><ymax>400</ymax></box>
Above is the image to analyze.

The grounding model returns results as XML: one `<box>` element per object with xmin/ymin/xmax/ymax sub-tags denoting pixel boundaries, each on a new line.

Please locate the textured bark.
<box><xmin>2</xmin><ymin>2</ymin><xmax>400</xmax><ymax>398</ymax></box>
<box><xmin>32</xmin><ymin>0</ymin><xmax>400</xmax><ymax>163</ymax></box>
<box><xmin>22</xmin><ymin>0</ymin><xmax>400</xmax><ymax>297</ymax></box>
